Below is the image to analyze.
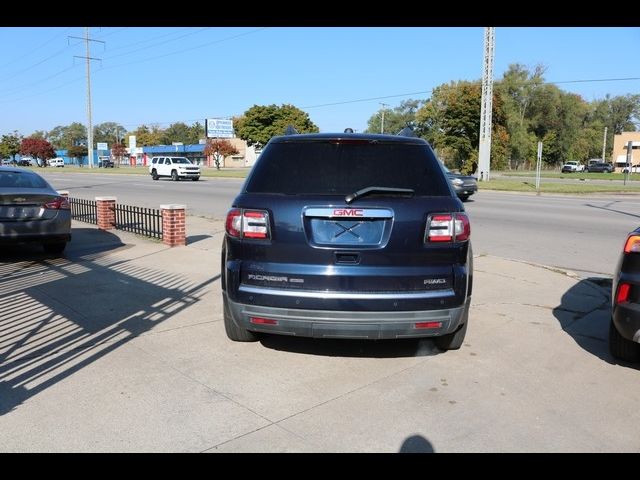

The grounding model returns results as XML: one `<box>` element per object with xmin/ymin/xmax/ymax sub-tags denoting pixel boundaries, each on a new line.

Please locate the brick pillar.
<box><xmin>161</xmin><ymin>204</ymin><xmax>186</xmax><ymax>247</ymax></box>
<box><xmin>96</xmin><ymin>197</ymin><xmax>117</xmax><ymax>231</ymax></box>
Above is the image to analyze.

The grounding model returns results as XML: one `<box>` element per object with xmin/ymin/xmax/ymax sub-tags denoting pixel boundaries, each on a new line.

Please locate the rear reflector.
<box><xmin>414</xmin><ymin>321</ymin><xmax>442</xmax><ymax>329</ymax></box>
<box><xmin>624</xmin><ymin>235</ymin><xmax>640</xmax><ymax>253</ymax></box>
<box><xmin>616</xmin><ymin>283</ymin><xmax>631</xmax><ymax>304</ymax></box>
<box><xmin>250</xmin><ymin>317</ymin><xmax>278</xmax><ymax>325</ymax></box>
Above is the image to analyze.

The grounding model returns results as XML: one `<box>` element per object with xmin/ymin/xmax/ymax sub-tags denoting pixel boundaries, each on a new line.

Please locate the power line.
<box><xmin>0</xmin><ymin>27</ymin><xmax>71</xmax><ymax>71</ymax></box>
<box><xmin>98</xmin><ymin>27</ymin><xmax>268</xmax><ymax>71</ymax></box>
<box><xmin>101</xmin><ymin>27</ymin><xmax>211</xmax><ymax>60</ymax></box>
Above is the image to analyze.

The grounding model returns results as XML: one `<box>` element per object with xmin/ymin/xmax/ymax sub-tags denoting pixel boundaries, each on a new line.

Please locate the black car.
<box><xmin>610</xmin><ymin>228</ymin><xmax>640</xmax><ymax>362</ymax></box>
<box><xmin>221</xmin><ymin>131</ymin><xmax>473</xmax><ymax>350</ymax></box>
<box><xmin>443</xmin><ymin>166</ymin><xmax>478</xmax><ymax>201</ymax></box>
<box><xmin>98</xmin><ymin>159</ymin><xmax>115</xmax><ymax>168</ymax></box>
<box><xmin>586</xmin><ymin>162</ymin><xmax>613</xmax><ymax>173</ymax></box>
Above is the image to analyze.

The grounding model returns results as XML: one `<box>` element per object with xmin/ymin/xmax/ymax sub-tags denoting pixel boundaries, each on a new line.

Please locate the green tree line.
<box><xmin>366</xmin><ymin>63</ymin><xmax>640</xmax><ymax>173</ymax></box>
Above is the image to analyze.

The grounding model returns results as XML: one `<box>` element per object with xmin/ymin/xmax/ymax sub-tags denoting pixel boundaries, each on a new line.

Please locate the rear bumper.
<box><xmin>224</xmin><ymin>293</ymin><xmax>470</xmax><ymax>340</ymax></box>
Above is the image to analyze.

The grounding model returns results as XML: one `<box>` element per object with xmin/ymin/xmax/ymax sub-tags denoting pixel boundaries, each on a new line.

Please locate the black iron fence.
<box><xmin>115</xmin><ymin>203</ymin><xmax>162</xmax><ymax>240</ymax></box>
<box><xmin>69</xmin><ymin>197</ymin><xmax>97</xmax><ymax>225</ymax></box>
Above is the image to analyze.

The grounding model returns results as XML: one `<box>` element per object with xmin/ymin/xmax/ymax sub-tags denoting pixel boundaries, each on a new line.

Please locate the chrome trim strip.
<box><xmin>304</xmin><ymin>207</ymin><xmax>393</xmax><ymax>219</ymax></box>
<box><xmin>239</xmin><ymin>285</ymin><xmax>455</xmax><ymax>300</ymax></box>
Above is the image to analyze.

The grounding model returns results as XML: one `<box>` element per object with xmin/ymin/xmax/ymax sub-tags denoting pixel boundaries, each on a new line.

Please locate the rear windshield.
<box><xmin>245</xmin><ymin>141</ymin><xmax>451</xmax><ymax>196</ymax></box>
<box><xmin>0</xmin><ymin>171</ymin><xmax>49</xmax><ymax>189</ymax></box>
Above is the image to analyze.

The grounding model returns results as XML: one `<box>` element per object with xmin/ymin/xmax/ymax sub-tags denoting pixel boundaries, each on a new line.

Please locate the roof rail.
<box><xmin>396</xmin><ymin>126</ymin><xmax>417</xmax><ymax>137</ymax></box>
<box><xmin>284</xmin><ymin>125</ymin><xmax>299</xmax><ymax>135</ymax></box>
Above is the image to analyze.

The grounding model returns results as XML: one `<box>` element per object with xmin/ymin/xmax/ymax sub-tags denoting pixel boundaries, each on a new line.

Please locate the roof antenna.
<box><xmin>284</xmin><ymin>125</ymin><xmax>299</xmax><ymax>135</ymax></box>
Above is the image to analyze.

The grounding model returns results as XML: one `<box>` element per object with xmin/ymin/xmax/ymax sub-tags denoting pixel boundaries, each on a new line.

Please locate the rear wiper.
<box><xmin>345</xmin><ymin>186</ymin><xmax>414</xmax><ymax>204</ymax></box>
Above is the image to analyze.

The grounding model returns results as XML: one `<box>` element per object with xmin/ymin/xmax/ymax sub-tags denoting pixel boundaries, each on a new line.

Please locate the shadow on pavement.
<box><xmin>259</xmin><ymin>334</ymin><xmax>442</xmax><ymax>358</ymax></box>
<box><xmin>0</xmin><ymin>228</ymin><xmax>217</xmax><ymax>415</ymax></box>
<box><xmin>552</xmin><ymin>277</ymin><xmax>639</xmax><ymax>370</ymax></box>
<box><xmin>186</xmin><ymin>234</ymin><xmax>212</xmax><ymax>245</ymax></box>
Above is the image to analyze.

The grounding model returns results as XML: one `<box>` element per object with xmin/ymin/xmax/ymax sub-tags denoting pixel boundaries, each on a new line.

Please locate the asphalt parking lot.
<box><xmin>0</xmin><ymin>217</ymin><xmax>638</xmax><ymax>452</ymax></box>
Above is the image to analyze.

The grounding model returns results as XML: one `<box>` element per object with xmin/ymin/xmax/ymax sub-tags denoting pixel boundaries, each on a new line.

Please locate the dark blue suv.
<box><xmin>221</xmin><ymin>132</ymin><xmax>473</xmax><ymax>350</ymax></box>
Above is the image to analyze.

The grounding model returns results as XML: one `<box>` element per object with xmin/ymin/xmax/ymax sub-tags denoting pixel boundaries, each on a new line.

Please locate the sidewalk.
<box><xmin>1</xmin><ymin>216</ymin><xmax>636</xmax><ymax>452</ymax></box>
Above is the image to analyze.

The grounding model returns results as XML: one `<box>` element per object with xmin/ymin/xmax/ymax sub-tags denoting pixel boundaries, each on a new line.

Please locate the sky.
<box><xmin>0</xmin><ymin>26</ymin><xmax>638</xmax><ymax>139</ymax></box>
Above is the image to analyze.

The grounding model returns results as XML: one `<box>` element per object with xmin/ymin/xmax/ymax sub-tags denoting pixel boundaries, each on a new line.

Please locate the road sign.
<box><xmin>206</xmin><ymin>118</ymin><xmax>233</xmax><ymax>138</ymax></box>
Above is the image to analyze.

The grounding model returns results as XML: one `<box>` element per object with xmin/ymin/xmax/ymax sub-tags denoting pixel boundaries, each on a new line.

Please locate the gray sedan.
<box><xmin>0</xmin><ymin>167</ymin><xmax>71</xmax><ymax>254</ymax></box>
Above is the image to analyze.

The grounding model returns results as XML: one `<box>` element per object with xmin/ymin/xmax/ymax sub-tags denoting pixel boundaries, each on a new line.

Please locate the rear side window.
<box><xmin>245</xmin><ymin>141</ymin><xmax>451</xmax><ymax>196</ymax></box>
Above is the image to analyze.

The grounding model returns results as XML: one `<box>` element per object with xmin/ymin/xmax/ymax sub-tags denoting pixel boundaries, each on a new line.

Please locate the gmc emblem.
<box><xmin>333</xmin><ymin>208</ymin><xmax>364</xmax><ymax>217</ymax></box>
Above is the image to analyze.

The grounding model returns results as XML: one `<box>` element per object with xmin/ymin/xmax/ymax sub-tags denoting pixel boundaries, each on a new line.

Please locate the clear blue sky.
<box><xmin>0</xmin><ymin>27</ymin><xmax>638</xmax><ymax>137</ymax></box>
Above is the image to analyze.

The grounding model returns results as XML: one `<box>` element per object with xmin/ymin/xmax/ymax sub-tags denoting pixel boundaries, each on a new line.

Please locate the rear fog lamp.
<box><xmin>414</xmin><ymin>321</ymin><xmax>442</xmax><ymax>329</ymax></box>
<box><xmin>250</xmin><ymin>317</ymin><xmax>278</xmax><ymax>325</ymax></box>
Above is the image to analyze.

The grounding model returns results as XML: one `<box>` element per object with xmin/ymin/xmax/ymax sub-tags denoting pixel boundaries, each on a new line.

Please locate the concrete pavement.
<box><xmin>0</xmin><ymin>216</ymin><xmax>638</xmax><ymax>452</ymax></box>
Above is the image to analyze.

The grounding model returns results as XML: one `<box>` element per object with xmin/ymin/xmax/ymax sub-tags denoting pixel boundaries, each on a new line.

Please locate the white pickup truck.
<box><xmin>561</xmin><ymin>161</ymin><xmax>585</xmax><ymax>173</ymax></box>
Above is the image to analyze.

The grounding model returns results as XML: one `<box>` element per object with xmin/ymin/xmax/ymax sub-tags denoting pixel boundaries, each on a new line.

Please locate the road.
<box><xmin>40</xmin><ymin>171</ymin><xmax>640</xmax><ymax>278</ymax></box>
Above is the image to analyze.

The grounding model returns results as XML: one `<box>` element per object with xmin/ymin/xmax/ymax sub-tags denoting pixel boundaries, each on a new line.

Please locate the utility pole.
<box><xmin>379</xmin><ymin>102</ymin><xmax>389</xmax><ymax>134</ymax></box>
<box><xmin>71</xmin><ymin>28</ymin><xmax>104</xmax><ymax>168</ymax></box>
<box><xmin>478</xmin><ymin>27</ymin><xmax>495</xmax><ymax>182</ymax></box>
<box><xmin>602</xmin><ymin>126</ymin><xmax>608</xmax><ymax>162</ymax></box>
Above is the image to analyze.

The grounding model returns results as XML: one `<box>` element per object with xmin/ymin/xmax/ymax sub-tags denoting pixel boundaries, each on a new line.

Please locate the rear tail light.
<box><xmin>624</xmin><ymin>235</ymin><xmax>640</xmax><ymax>253</ymax></box>
<box><xmin>43</xmin><ymin>196</ymin><xmax>70</xmax><ymax>210</ymax></box>
<box><xmin>225</xmin><ymin>208</ymin><xmax>270</xmax><ymax>240</ymax></box>
<box><xmin>616</xmin><ymin>283</ymin><xmax>631</xmax><ymax>304</ymax></box>
<box><xmin>426</xmin><ymin>213</ymin><xmax>470</xmax><ymax>242</ymax></box>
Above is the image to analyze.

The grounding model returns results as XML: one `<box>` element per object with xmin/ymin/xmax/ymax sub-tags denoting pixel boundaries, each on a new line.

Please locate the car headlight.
<box><xmin>451</xmin><ymin>178</ymin><xmax>464</xmax><ymax>186</ymax></box>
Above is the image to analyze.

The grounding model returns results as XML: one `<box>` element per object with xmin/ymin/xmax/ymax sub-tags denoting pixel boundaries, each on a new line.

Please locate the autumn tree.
<box><xmin>204</xmin><ymin>139</ymin><xmax>239</xmax><ymax>169</ymax></box>
<box><xmin>20</xmin><ymin>138</ymin><xmax>55</xmax><ymax>167</ymax></box>
<box><xmin>234</xmin><ymin>104</ymin><xmax>319</xmax><ymax>147</ymax></box>
<box><xmin>129</xmin><ymin>124</ymin><xmax>166</xmax><ymax>146</ymax></box>
<box><xmin>0</xmin><ymin>131</ymin><xmax>22</xmax><ymax>163</ymax></box>
<box><xmin>111</xmin><ymin>143</ymin><xmax>127</xmax><ymax>167</ymax></box>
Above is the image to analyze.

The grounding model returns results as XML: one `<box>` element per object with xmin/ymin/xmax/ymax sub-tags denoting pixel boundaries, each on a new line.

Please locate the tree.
<box><xmin>111</xmin><ymin>143</ymin><xmax>127</xmax><ymax>166</ymax></box>
<box><xmin>164</xmin><ymin>122</ymin><xmax>192</xmax><ymax>144</ymax></box>
<box><xmin>415</xmin><ymin>80</ymin><xmax>509</xmax><ymax>174</ymax></box>
<box><xmin>204</xmin><ymin>139</ymin><xmax>239</xmax><ymax>169</ymax></box>
<box><xmin>130</xmin><ymin>124</ymin><xmax>165</xmax><ymax>146</ymax></box>
<box><xmin>187</xmin><ymin>122</ymin><xmax>205</xmax><ymax>145</ymax></box>
<box><xmin>94</xmin><ymin>122</ymin><xmax>126</xmax><ymax>146</ymax></box>
<box><xmin>234</xmin><ymin>104</ymin><xmax>319</xmax><ymax>147</ymax></box>
<box><xmin>0</xmin><ymin>131</ymin><xmax>22</xmax><ymax>162</ymax></box>
<box><xmin>365</xmin><ymin>99</ymin><xmax>424</xmax><ymax>134</ymax></box>
<box><xmin>20</xmin><ymin>138</ymin><xmax>55</xmax><ymax>167</ymax></box>
<box><xmin>29</xmin><ymin>130</ymin><xmax>47</xmax><ymax>140</ymax></box>
<box><xmin>68</xmin><ymin>145</ymin><xmax>87</xmax><ymax>166</ymax></box>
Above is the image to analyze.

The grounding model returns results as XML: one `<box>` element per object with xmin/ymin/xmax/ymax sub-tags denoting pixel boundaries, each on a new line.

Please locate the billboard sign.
<box><xmin>97</xmin><ymin>142</ymin><xmax>108</xmax><ymax>150</ymax></box>
<box><xmin>206</xmin><ymin>118</ymin><xmax>233</xmax><ymax>138</ymax></box>
<box><xmin>129</xmin><ymin>135</ymin><xmax>136</xmax><ymax>150</ymax></box>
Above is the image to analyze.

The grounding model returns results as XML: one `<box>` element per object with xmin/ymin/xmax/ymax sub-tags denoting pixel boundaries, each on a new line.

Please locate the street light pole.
<box><xmin>379</xmin><ymin>102</ymin><xmax>389</xmax><ymax>134</ymax></box>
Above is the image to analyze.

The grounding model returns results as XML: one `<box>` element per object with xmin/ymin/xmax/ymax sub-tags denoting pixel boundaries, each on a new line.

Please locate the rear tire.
<box><xmin>459</xmin><ymin>195</ymin><xmax>469</xmax><ymax>202</ymax></box>
<box><xmin>171</xmin><ymin>170</ymin><xmax>179</xmax><ymax>181</ymax></box>
<box><xmin>43</xmin><ymin>242</ymin><xmax>66</xmax><ymax>255</ymax></box>
<box><xmin>151</xmin><ymin>169</ymin><xmax>159</xmax><ymax>180</ymax></box>
<box><xmin>223</xmin><ymin>295</ymin><xmax>258</xmax><ymax>342</ymax></box>
<box><xmin>609</xmin><ymin>319</ymin><xmax>640</xmax><ymax>362</ymax></box>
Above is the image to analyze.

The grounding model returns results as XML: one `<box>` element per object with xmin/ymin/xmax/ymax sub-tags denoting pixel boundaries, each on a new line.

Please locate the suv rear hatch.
<box><xmin>225</xmin><ymin>136</ymin><xmax>469</xmax><ymax>311</ymax></box>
